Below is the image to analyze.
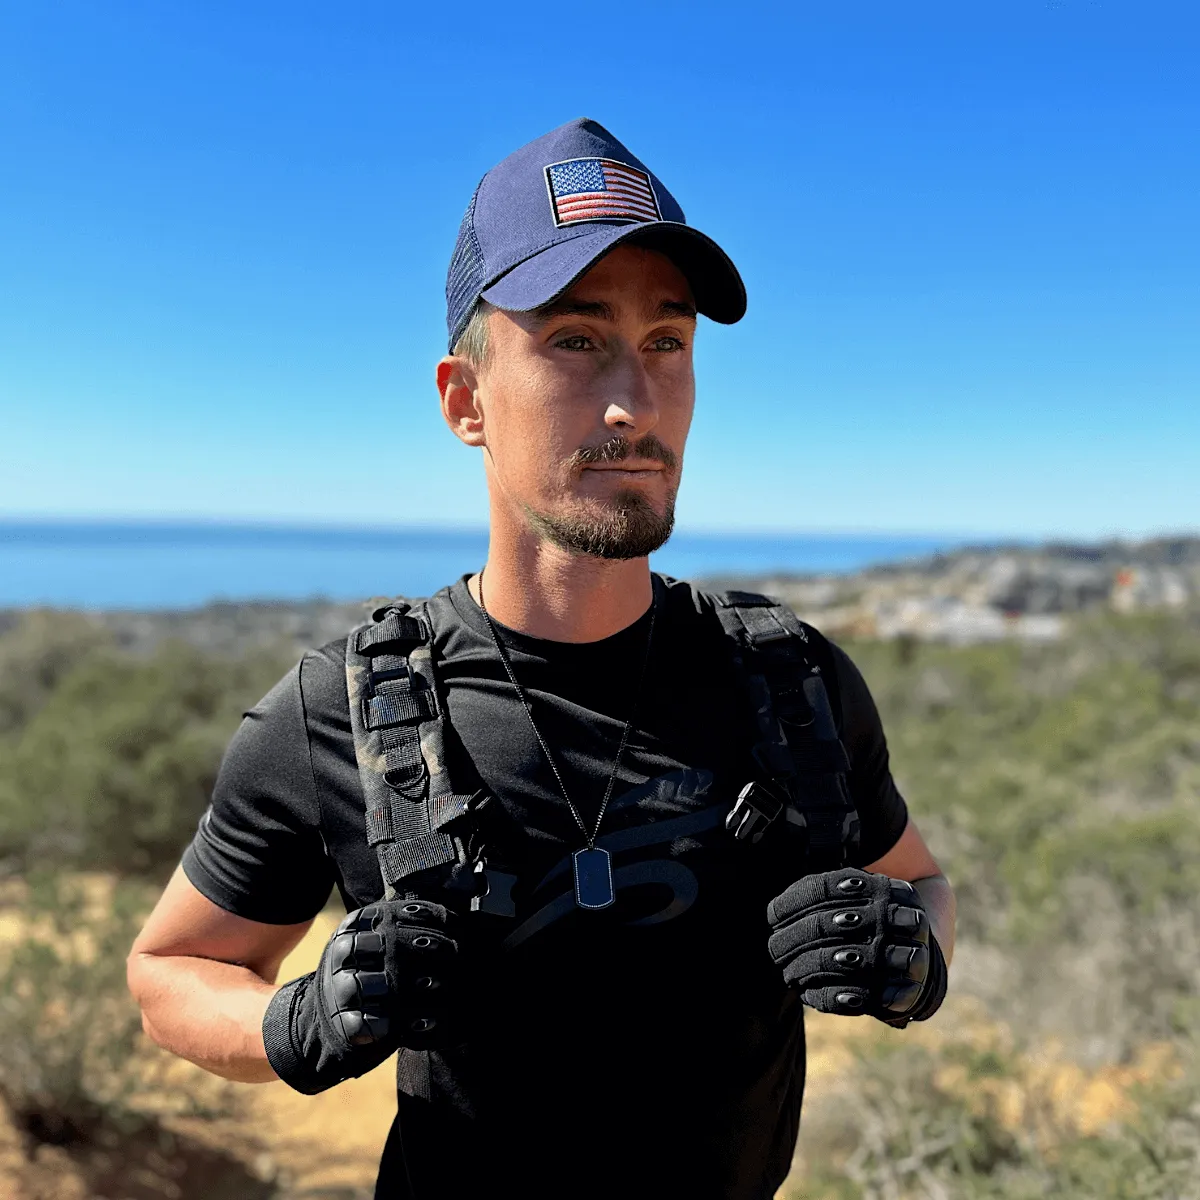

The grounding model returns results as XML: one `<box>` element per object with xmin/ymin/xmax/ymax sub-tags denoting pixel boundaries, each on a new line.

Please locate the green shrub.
<box><xmin>793</xmin><ymin>1026</ymin><xmax>1200</xmax><ymax>1200</ymax></box>
<box><xmin>786</xmin><ymin>607</ymin><xmax>1200</xmax><ymax>1197</ymax></box>
<box><xmin>0</xmin><ymin>873</ymin><xmax>156</xmax><ymax>1143</ymax></box>
<box><xmin>841</xmin><ymin>609</ymin><xmax>1200</xmax><ymax>1046</ymax></box>
<box><xmin>0</xmin><ymin>636</ymin><xmax>290</xmax><ymax>878</ymax></box>
<box><xmin>0</xmin><ymin>610</ymin><xmax>113</xmax><ymax>737</ymax></box>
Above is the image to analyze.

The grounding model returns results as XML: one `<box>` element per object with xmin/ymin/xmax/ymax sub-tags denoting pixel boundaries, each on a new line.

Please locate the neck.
<box><xmin>469</xmin><ymin>521</ymin><xmax>654</xmax><ymax>643</ymax></box>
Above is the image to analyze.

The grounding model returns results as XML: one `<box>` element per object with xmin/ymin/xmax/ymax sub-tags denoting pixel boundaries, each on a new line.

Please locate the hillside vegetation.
<box><xmin>0</xmin><ymin>603</ymin><xmax>1197</xmax><ymax>1196</ymax></box>
<box><xmin>793</xmin><ymin>606</ymin><xmax>1200</xmax><ymax>1198</ymax></box>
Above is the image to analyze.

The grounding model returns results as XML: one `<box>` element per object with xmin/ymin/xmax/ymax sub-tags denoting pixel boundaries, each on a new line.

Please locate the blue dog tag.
<box><xmin>573</xmin><ymin>847</ymin><xmax>615</xmax><ymax>909</ymax></box>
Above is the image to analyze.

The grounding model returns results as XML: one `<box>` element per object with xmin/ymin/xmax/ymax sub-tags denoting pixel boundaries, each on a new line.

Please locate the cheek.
<box><xmin>656</xmin><ymin>366</ymin><xmax>696</xmax><ymax>440</ymax></box>
<box><xmin>484</xmin><ymin>367</ymin><xmax>587</xmax><ymax>485</ymax></box>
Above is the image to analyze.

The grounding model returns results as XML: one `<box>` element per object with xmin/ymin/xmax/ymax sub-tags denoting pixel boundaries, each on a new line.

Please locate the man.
<box><xmin>128</xmin><ymin>118</ymin><xmax>954</xmax><ymax>1199</ymax></box>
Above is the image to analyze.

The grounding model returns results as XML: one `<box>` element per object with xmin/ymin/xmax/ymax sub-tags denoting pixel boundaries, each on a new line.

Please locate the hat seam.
<box><xmin>482</xmin><ymin>219</ymin><xmax>668</xmax><ymax>291</ymax></box>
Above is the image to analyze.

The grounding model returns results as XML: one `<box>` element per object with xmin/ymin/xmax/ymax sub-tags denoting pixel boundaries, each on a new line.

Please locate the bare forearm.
<box><xmin>912</xmin><ymin>873</ymin><xmax>956</xmax><ymax>965</ymax></box>
<box><xmin>129</xmin><ymin>953</ymin><xmax>283</xmax><ymax>1083</ymax></box>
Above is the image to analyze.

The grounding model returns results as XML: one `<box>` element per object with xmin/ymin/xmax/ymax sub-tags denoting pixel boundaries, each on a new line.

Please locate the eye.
<box><xmin>650</xmin><ymin>336</ymin><xmax>685</xmax><ymax>353</ymax></box>
<box><xmin>554</xmin><ymin>335</ymin><xmax>595</xmax><ymax>352</ymax></box>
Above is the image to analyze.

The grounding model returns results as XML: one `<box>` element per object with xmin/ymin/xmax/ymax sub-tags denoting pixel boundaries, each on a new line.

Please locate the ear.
<box><xmin>437</xmin><ymin>356</ymin><xmax>486</xmax><ymax>447</ymax></box>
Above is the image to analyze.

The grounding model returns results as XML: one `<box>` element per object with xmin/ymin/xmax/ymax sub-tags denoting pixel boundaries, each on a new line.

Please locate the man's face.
<box><xmin>449</xmin><ymin>245</ymin><xmax>697</xmax><ymax>560</ymax></box>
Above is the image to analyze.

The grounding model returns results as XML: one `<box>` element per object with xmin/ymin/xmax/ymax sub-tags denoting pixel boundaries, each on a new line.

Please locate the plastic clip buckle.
<box><xmin>726</xmin><ymin>780</ymin><xmax>787</xmax><ymax>844</ymax></box>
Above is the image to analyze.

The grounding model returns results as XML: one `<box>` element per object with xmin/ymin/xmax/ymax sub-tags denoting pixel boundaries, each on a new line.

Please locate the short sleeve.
<box><xmin>829</xmin><ymin>642</ymin><xmax>909</xmax><ymax>867</ymax></box>
<box><xmin>182</xmin><ymin>662</ymin><xmax>335</xmax><ymax>924</ymax></box>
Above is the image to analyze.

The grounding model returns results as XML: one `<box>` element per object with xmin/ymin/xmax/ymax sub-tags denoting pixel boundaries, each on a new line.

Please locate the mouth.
<box><xmin>581</xmin><ymin>463</ymin><xmax>666</xmax><ymax>475</ymax></box>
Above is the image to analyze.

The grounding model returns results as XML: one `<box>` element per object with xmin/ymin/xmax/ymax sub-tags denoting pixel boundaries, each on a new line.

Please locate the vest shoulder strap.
<box><xmin>709</xmin><ymin>588</ymin><xmax>861</xmax><ymax>871</ymax></box>
<box><xmin>345</xmin><ymin>596</ymin><xmax>481</xmax><ymax>901</ymax></box>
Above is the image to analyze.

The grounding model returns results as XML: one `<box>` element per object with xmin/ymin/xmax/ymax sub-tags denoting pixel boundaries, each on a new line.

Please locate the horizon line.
<box><xmin>2</xmin><ymin>513</ymin><xmax>1197</xmax><ymax>545</ymax></box>
<box><xmin>0</xmin><ymin>511</ymin><xmax>1195</xmax><ymax>544</ymax></box>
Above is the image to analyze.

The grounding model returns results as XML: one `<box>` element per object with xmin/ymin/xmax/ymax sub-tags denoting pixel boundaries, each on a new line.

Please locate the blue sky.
<box><xmin>1</xmin><ymin>1</ymin><xmax>1196</xmax><ymax>539</ymax></box>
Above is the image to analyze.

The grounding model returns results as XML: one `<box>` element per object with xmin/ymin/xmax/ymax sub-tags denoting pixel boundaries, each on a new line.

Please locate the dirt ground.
<box><xmin>0</xmin><ymin>902</ymin><xmax>1156</xmax><ymax>1199</ymax></box>
<box><xmin>0</xmin><ymin>911</ymin><xmax>391</xmax><ymax>1200</ymax></box>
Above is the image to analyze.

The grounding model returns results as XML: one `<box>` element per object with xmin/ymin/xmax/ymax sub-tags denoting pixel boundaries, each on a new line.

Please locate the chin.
<box><xmin>527</xmin><ymin>490</ymin><xmax>677</xmax><ymax>561</ymax></box>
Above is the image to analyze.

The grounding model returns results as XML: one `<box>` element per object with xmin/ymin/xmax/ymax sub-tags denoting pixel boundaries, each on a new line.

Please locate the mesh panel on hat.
<box><xmin>445</xmin><ymin>184</ymin><xmax>486</xmax><ymax>351</ymax></box>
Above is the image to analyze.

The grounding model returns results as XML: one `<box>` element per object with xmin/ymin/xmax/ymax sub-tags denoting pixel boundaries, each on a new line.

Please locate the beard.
<box><xmin>520</xmin><ymin>432</ymin><xmax>681</xmax><ymax>561</ymax></box>
<box><xmin>525</xmin><ymin>486</ymin><xmax>677</xmax><ymax>560</ymax></box>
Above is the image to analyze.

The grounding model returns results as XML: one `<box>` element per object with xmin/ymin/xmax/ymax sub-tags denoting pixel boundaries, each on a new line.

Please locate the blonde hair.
<box><xmin>452</xmin><ymin>300</ymin><xmax>493</xmax><ymax>367</ymax></box>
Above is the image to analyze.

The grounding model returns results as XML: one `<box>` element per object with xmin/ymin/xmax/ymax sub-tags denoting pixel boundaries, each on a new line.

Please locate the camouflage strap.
<box><xmin>346</xmin><ymin>599</ymin><xmax>475</xmax><ymax>900</ymax></box>
<box><xmin>713</xmin><ymin>590</ymin><xmax>861</xmax><ymax>872</ymax></box>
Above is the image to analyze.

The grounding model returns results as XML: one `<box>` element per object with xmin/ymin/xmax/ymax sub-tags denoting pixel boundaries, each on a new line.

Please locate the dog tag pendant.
<box><xmin>573</xmin><ymin>846</ymin><xmax>615</xmax><ymax>909</ymax></box>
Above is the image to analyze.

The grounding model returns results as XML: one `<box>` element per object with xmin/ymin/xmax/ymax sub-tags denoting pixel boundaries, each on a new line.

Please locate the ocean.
<box><xmin>0</xmin><ymin>521</ymin><xmax>969</xmax><ymax>610</ymax></box>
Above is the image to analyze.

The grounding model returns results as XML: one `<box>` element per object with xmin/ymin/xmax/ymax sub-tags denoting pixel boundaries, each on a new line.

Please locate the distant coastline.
<box><xmin>0</xmin><ymin>519</ymin><xmax>986</xmax><ymax>610</ymax></box>
<box><xmin>2</xmin><ymin>523</ymin><xmax>1196</xmax><ymax>648</ymax></box>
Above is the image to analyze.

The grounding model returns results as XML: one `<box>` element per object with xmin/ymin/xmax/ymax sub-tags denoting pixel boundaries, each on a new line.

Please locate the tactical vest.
<box><xmin>344</xmin><ymin>584</ymin><xmax>860</xmax><ymax>916</ymax></box>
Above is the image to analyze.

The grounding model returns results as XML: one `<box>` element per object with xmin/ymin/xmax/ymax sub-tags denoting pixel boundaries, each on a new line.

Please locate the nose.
<box><xmin>602</xmin><ymin>345</ymin><xmax>659</xmax><ymax>438</ymax></box>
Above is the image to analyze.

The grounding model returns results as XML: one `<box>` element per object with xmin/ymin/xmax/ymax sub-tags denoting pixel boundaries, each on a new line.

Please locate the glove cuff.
<box><xmin>263</xmin><ymin>975</ymin><xmax>327</xmax><ymax>1095</ymax></box>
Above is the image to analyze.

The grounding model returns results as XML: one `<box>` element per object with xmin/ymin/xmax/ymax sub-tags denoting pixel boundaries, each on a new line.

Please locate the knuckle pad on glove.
<box><xmin>354</xmin><ymin>931</ymin><xmax>384</xmax><ymax>960</ymax></box>
<box><xmin>357</xmin><ymin>970</ymin><xmax>389</xmax><ymax>1001</ymax></box>
<box><xmin>328</xmin><ymin>969</ymin><xmax>361</xmax><ymax>1010</ymax></box>
<box><xmin>887</xmin><ymin>905</ymin><xmax>928</xmax><ymax>941</ymax></box>
<box><xmin>337</xmin><ymin>1009</ymin><xmax>390</xmax><ymax>1046</ymax></box>
<box><xmin>881</xmin><ymin>978</ymin><xmax>924</xmax><ymax>1014</ymax></box>
<box><xmin>883</xmin><ymin>942</ymin><xmax>929</xmax><ymax>983</ymax></box>
<box><xmin>336</xmin><ymin>905</ymin><xmax>379</xmax><ymax>936</ymax></box>
<box><xmin>327</xmin><ymin>932</ymin><xmax>357</xmax><ymax>974</ymax></box>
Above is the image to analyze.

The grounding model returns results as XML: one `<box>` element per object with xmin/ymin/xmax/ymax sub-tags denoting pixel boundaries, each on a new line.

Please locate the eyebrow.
<box><xmin>531</xmin><ymin>297</ymin><xmax>698</xmax><ymax>323</ymax></box>
<box><xmin>533</xmin><ymin>298</ymin><xmax>615</xmax><ymax>322</ymax></box>
<box><xmin>655</xmin><ymin>299</ymin><xmax>698</xmax><ymax>322</ymax></box>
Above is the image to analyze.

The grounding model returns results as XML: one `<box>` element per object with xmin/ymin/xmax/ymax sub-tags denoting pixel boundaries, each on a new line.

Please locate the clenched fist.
<box><xmin>263</xmin><ymin>898</ymin><xmax>460</xmax><ymax>1094</ymax></box>
<box><xmin>767</xmin><ymin>867</ymin><xmax>947</xmax><ymax>1027</ymax></box>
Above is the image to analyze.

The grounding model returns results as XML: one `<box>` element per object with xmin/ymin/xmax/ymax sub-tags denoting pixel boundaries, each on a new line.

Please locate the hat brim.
<box><xmin>480</xmin><ymin>221</ymin><xmax>746</xmax><ymax>325</ymax></box>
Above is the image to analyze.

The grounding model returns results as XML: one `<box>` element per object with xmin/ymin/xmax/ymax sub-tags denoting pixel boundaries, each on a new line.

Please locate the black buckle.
<box><xmin>355</xmin><ymin>613</ymin><xmax>429</xmax><ymax>656</ymax></box>
<box><xmin>726</xmin><ymin>780</ymin><xmax>787</xmax><ymax>843</ymax></box>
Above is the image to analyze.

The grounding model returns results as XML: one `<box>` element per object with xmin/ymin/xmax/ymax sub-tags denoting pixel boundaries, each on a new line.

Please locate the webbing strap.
<box><xmin>346</xmin><ymin>599</ymin><xmax>459</xmax><ymax>899</ymax></box>
<box><xmin>381</xmin><ymin>726</ymin><xmax>426</xmax><ymax>792</ymax></box>
<box><xmin>365</xmin><ymin>686</ymin><xmax>437</xmax><ymax>730</ymax></box>
<box><xmin>362</xmin><ymin>795</ymin><xmax>435</xmax><ymax>845</ymax></box>
<box><xmin>376</xmin><ymin>832</ymin><xmax>459</xmax><ymax>884</ymax></box>
<box><xmin>714</xmin><ymin>588</ymin><xmax>860</xmax><ymax>872</ymax></box>
<box><xmin>737</xmin><ymin>605</ymin><xmax>794</xmax><ymax>646</ymax></box>
<box><xmin>787</xmin><ymin>741</ymin><xmax>852</xmax><ymax>775</ymax></box>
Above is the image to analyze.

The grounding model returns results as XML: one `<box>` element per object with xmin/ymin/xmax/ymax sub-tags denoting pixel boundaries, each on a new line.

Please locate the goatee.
<box><xmin>526</xmin><ymin>489</ymin><xmax>677</xmax><ymax>560</ymax></box>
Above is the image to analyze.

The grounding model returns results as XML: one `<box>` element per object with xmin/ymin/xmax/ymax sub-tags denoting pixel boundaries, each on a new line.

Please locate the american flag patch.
<box><xmin>545</xmin><ymin>158</ymin><xmax>661</xmax><ymax>227</ymax></box>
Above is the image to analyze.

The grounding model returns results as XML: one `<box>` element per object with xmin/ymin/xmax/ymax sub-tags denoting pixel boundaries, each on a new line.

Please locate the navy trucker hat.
<box><xmin>445</xmin><ymin>117</ymin><xmax>746</xmax><ymax>351</ymax></box>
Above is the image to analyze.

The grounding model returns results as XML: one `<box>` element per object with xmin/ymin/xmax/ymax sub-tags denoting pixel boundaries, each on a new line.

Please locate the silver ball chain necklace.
<box><xmin>476</xmin><ymin>569</ymin><xmax>657</xmax><ymax>910</ymax></box>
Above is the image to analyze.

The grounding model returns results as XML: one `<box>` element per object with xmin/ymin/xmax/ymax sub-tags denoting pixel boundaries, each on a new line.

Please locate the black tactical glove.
<box><xmin>767</xmin><ymin>867</ymin><xmax>947</xmax><ymax>1027</ymax></box>
<box><xmin>263</xmin><ymin>898</ymin><xmax>459</xmax><ymax>1094</ymax></box>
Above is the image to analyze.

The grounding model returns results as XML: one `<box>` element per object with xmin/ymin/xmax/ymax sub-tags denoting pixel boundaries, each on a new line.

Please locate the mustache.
<box><xmin>569</xmin><ymin>434</ymin><xmax>679</xmax><ymax>473</ymax></box>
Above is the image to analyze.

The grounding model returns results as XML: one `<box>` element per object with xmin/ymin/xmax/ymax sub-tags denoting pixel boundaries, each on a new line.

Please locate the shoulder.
<box><xmin>237</xmin><ymin>636</ymin><xmax>354</xmax><ymax>752</ymax></box>
<box><xmin>677</xmin><ymin>577</ymin><xmax>861</xmax><ymax>730</ymax></box>
<box><xmin>295</xmin><ymin>636</ymin><xmax>351</xmax><ymax>721</ymax></box>
<box><xmin>680</xmin><ymin>575</ymin><xmax>837</xmax><ymax>662</ymax></box>
<box><xmin>819</xmin><ymin>638</ymin><xmax>892</xmax><ymax>760</ymax></box>
<box><xmin>823</xmin><ymin>639</ymin><xmax>876</xmax><ymax>717</ymax></box>
<box><xmin>657</xmin><ymin>574</ymin><xmax>801</xmax><ymax>631</ymax></box>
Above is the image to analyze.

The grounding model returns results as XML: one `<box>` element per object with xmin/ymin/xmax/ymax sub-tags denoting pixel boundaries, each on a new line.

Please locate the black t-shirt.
<box><xmin>183</xmin><ymin>576</ymin><xmax>908</xmax><ymax>1200</ymax></box>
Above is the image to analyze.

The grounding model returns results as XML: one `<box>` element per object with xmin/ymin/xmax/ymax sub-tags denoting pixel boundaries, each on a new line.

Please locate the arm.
<box><xmin>864</xmin><ymin>816</ymin><xmax>956</xmax><ymax>965</ymax></box>
<box><xmin>127</xmin><ymin>865</ymin><xmax>313</xmax><ymax>1083</ymax></box>
<box><xmin>765</xmin><ymin>641</ymin><xmax>953</xmax><ymax>1022</ymax></box>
